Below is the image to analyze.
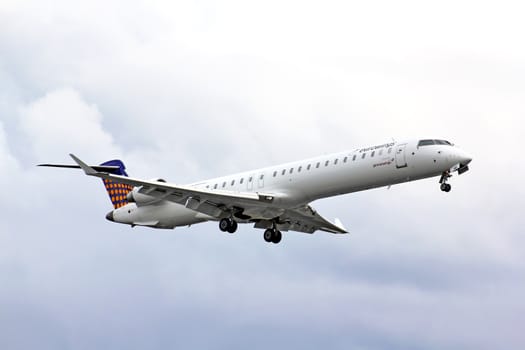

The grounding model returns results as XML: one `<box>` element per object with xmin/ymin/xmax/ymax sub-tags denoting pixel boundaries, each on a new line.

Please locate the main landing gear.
<box><xmin>219</xmin><ymin>217</ymin><xmax>283</xmax><ymax>244</ymax></box>
<box><xmin>219</xmin><ymin>218</ymin><xmax>238</xmax><ymax>233</ymax></box>
<box><xmin>439</xmin><ymin>171</ymin><xmax>452</xmax><ymax>192</ymax></box>
<box><xmin>263</xmin><ymin>228</ymin><xmax>282</xmax><ymax>244</ymax></box>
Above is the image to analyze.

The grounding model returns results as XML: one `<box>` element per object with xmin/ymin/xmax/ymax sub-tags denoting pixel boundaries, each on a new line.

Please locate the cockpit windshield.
<box><xmin>418</xmin><ymin>139</ymin><xmax>435</xmax><ymax>147</ymax></box>
<box><xmin>418</xmin><ymin>139</ymin><xmax>453</xmax><ymax>147</ymax></box>
<box><xmin>434</xmin><ymin>140</ymin><xmax>452</xmax><ymax>145</ymax></box>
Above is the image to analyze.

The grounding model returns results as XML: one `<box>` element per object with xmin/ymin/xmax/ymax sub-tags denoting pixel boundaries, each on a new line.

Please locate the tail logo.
<box><xmin>100</xmin><ymin>159</ymin><xmax>132</xmax><ymax>209</ymax></box>
<box><xmin>104</xmin><ymin>180</ymin><xmax>133</xmax><ymax>209</ymax></box>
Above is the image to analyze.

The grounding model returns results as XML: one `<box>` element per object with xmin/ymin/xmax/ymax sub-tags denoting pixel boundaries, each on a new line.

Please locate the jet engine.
<box><xmin>126</xmin><ymin>178</ymin><xmax>167</xmax><ymax>205</ymax></box>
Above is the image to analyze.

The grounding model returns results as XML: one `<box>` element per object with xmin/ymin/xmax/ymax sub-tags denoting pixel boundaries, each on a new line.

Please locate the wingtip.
<box><xmin>69</xmin><ymin>153</ymin><xmax>79</xmax><ymax>162</ymax></box>
<box><xmin>334</xmin><ymin>218</ymin><xmax>348</xmax><ymax>234</ymax></box>
<box><xmin>69</xmin><ymin>154</ymin><xmax>97</xmax><ymax>175</ymax></box>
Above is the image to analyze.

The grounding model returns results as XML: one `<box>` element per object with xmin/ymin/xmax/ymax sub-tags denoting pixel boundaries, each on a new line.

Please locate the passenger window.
<box><xmin>206</xmin><ymin>185</ymin><xmax>209</xmax><ymax>189</ymax></box>
<box><xmin>325</xmin><ymin>160</ymin><xmax>329</xmax><ymax>167</ymax></box>
<box><xmin>240</xmin><ymin>178</ymin><xmax>244</xmax><ymax>184</ymax></box>
<box><xmin>273</xmin><ymin>171</ymin><xmax>277</xmax><ymax>177</ymax></box>
<box><xmin>307</xmin><ymin>164</ymin><xmax>311</xmax><ymax>170</ymax></box>
<box><xmin>290</xmin><ymin>168</ymin><xmax>293</xmax><ymax>174</ymax></box>
<box><xmin>231</xmin><ymin>180</ymin><xmax>235</xmax><ymax>186</ymax></box>
<box><xmin>282</xmin><ymin>169</ymin><xmax>286</xmax><ymax>176</ymax></box>
<box><xmin>260</xmin><ymin>174</ymin><xmax>264</xmax><ymax>180</ymax></box>
<box><xmin>362</xmin><ymin>153</ymin><xmax>366</xmax><ymax>159</ymax></box>
<box><xmin>298</xmin><ymin>166</ymin><xmax>302</xmax><ymax>172</ymax></box>
<box><xmin>334</xmin><ymin>159</ymin><xmax>338</xmax><ymax>165</ymax></box>
<box><xmin>249</xmin><ymin>177</ymin><xmax>252</xmax><ymax>182</ymax></box>
<box><xmin>316</xmin><ymin>162</ymin><xmax>320</xmax><ymax>168</ymax></box>
<box><xmin>343</xmin><ymin>156</ymin><xmax>348</xmax><ymax>163</ymax></box>
<box><xmin>352</xmin><ymin>155</ymin><xmax>357</xmax><ymax>161</ymax></box>
<box><xmin>222</xmin><ymin>182</ymin><xmax>226</xmax><ymax>188</ymax></box>
<box><xmin>371</xmin><ymin>151</ymin><xmax>375</xmax><ymax>157</ymax></box>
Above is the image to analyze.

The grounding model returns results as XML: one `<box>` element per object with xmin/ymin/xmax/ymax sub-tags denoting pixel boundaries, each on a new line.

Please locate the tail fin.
<box><xmin>100</xmin><ymin>160</ymin><xmax>133</xmax><ymax>209</ymax></box>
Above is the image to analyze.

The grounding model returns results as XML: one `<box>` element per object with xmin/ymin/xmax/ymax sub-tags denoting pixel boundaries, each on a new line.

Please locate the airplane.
<box><xmin>39</xmin><ymin>139</ymin><xmax>472</xmax><ymax>244</ymax></box>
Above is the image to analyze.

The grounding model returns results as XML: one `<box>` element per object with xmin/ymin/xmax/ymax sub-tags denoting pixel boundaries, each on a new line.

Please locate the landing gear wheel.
<box><xmin>271</xmin><ymin>230</ymin><xmax>282</xmax><ymax>244</ymax></box>
<box><xmin>219</xmin><ymin>218</ymin><xmax>238</xmax><ymax>233</ymax></box>
<box><xmin>227</xmin><ymin>220</ymin><xmax>238</xmax><ymax>233</ymax></box>
<box><xmin>263</xmin><ymin>229</ymin><xmax>282</xmax><ymax>244</ymax></box>
<box><xmin>439</xmin><ymin>171</ymin><xmax>452</xmax><ymax>193</ymax></box>
<box><xmin>263</xmin><ymin>229</ymin><xmax>274</xmax><ymax>242</ymax></box>
<box><xmin>440</xmin><ymin>183</ymin><xmax>451</xmax><ymax>192</ymax></box>
<box><xmin>219</xmin><ymin>218</ymin><xmax>230</xmax><ymax>232</ymax></box>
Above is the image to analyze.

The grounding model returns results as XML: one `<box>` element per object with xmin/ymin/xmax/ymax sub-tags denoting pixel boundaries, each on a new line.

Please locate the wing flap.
<box><xmin>282</xmin><ymin>205</ymin><xmax>348</xmax><ymax>234</ymax></box>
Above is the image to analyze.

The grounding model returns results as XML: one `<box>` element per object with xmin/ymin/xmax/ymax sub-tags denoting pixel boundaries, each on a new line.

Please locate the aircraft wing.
<box><xmin>280</xmin><ymin>206</ymin><xmax>347</xmax><ymax>234</ymax></box>
<box><xmin>69</xmin><ymin>154</ymin><xmax>347</xmax><ymax>234</ymax></box>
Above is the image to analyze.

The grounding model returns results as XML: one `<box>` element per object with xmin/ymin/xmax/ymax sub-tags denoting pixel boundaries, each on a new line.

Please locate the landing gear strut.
<box><xmin>219</xmin><ymin>218</ymin><xmax>238</xmax><ymax>233</ymax></box>
<box><xmin>439</xmin><ymin>171</ymin><xmax>452</xmax><ymax>192</ymax></box>
<box><xmin>263</xmin><ymin>228</ymin><xmax>282</xmax><ymax>244</ymax></box>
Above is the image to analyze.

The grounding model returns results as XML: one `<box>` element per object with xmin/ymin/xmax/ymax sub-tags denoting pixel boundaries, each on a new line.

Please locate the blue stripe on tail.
<box><xmin>100</xmin><ymin>160</ymin><xmax>133</xmax><ymax>209</ymax></box>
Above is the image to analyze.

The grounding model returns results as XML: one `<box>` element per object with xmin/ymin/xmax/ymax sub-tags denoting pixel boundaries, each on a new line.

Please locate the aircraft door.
<box><xmin>395</xmin><ymin>143</ymin><xmax>408</xmax><ymax>168</ymax></box>
<box><xmin>247</xmin><ymin>174</ymin><xmax>254</xmax><ymax>191</ymax></box>
<box><xmin>258</xmin><ymin>173</ymin><xmax>264</xmax><ymax>188</ymax></box>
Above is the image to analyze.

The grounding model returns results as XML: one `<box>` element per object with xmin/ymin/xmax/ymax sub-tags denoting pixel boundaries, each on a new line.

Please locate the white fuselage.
<box><xmin>112</xmin><ymin>139</ymin><xmax>472</xmax><ymax>229</ymax></box>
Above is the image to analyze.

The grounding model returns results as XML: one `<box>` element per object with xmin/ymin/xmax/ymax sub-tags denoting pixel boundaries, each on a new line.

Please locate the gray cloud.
<box><xmin>1</xmin><ymin>1</ymin><xmax>524</xmax><ymax>349</ymax></box>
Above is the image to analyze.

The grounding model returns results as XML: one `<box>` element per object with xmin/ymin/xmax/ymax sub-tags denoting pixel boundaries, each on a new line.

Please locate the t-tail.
<box><xmin>38</xmin><ymin>158</ymin><xmax>134</xmax><ymax>209</ymax></box>
<box><xmin>99</xmin><ymin>160</ymin><xmax>133</xmax><ymax>209</ymax></box>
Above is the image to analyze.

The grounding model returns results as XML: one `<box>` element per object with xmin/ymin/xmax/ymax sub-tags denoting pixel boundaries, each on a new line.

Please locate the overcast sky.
<box><xmin>1</xmin><ymin>1</ymin><xmax>524</xmax><ymax>349</ymax></box>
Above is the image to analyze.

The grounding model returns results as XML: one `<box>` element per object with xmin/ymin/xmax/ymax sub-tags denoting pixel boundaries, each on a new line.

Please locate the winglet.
<box><xmin>334</xmin><ymin>218</ymin><xmax>348</xmax><ymax>233</ymax></box>
<box><xmin>69</xmin><ymin>154</ymin><xmax>98</xmax><ymax>176</ymax></box>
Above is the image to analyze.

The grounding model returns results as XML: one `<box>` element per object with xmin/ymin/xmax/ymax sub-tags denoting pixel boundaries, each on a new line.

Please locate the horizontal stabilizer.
<box><xmin>38</xmin><ymin>163</ymin><xmax>122</xmax><ymax>174</ymax></box>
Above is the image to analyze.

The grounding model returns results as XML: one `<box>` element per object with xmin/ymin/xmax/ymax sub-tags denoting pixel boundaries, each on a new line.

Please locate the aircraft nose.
<box><xmin>451</xmin><ymin>148</ymin><xmax>472</xmax><ymax>166</ymax></box>
<box><xmin>106</xmin><ymin>211</ymin><xmax>114</xmax><ymax>222</ymax></box>
<box><xmin>458</xmin><ymin>151</ymin><xmax>473</xmax><ymax>165</ymax></box>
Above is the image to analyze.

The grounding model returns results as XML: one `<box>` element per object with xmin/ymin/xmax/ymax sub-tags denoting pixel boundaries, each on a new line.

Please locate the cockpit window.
<box><xmin>418</xmin><ymin>139</ymin><xmax>453</xmax><ymax>147</ymax></box>
<box><xmin>418</xmin><ymin>139</ymin><xmax>435</xmax><ymax>147</ymax></box>
<box><xmin>434</xmin><ymin>139</ymin><xmax>452</xmax><ymax>145</ymax></box>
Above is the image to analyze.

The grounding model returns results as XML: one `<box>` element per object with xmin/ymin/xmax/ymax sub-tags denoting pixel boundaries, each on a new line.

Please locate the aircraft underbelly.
<box><xmin>115</xmin><ymin>202</ymin><xmax>210</xmax><ymax>228</ymax></box>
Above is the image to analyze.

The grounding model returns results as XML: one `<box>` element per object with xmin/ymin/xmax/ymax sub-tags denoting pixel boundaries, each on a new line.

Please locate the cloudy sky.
<box><xmin>1</xmin><ymin>0</ymin><xmax>524</xmax><ymax>349</ymax></box>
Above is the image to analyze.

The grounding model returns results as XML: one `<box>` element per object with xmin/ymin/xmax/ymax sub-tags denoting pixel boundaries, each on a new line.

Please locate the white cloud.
<box><xmin>18</xmin><ymin>88</ymin><xmax>121</xmax><ymax>162</ymax></box>
<box><xmin>0</xmin><ymin>122</ymin><xmax>18</xmax><ymax>177</ymax></box>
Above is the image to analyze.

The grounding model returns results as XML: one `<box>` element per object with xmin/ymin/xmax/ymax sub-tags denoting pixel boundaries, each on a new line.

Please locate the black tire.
<box><xmin>263</xmin><ymin>229</ymin><xmax>273</xmax><ymax>242</ymax></box>
<box><xmin>227</xmin><ymin>220</ymin><xmax>238</xmax><ymax>233</ymax></box>
<box><xmin>445</xmin><ymin>184</ymin><xmax>452</xmax><ymax>192</ymax></box>
<box><xmin>440</xmin><ymin>183</ymin><xmax>448</xmax><ymax>192</ymax></box>
<box><xmin>272</xmin><ymin>230</ymin><xmax>282</xmax><ymax>244</ymax></box>
<box><xmin>219</xmin><ymin>218</ymin><xmax>230</xmax><ymax>232</ymax></box>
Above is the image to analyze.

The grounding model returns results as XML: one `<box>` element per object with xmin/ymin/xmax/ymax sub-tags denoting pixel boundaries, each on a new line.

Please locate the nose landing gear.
<box><xmin>439</xmin><ymin>171</ymin><xmax>452</xmax><ymax>192</ymax></box>
<box><xmin>440</xmin><ymin>182</ymin><xmax>451</xmax><ymax>192</ymax></box>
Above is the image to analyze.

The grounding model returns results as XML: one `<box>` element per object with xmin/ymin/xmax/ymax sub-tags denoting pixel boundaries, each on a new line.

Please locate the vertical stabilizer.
<box><xmin>100</xmin><ymin>160</ymin><xmax>133</xmax><ymax>209</ymax></box>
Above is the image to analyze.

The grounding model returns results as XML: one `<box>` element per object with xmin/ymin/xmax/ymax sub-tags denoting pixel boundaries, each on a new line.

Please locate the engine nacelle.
<box><xmin>126</xmin><ymin>178</ymin><xmax>167</xmax><ymax>205</ymax></box>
